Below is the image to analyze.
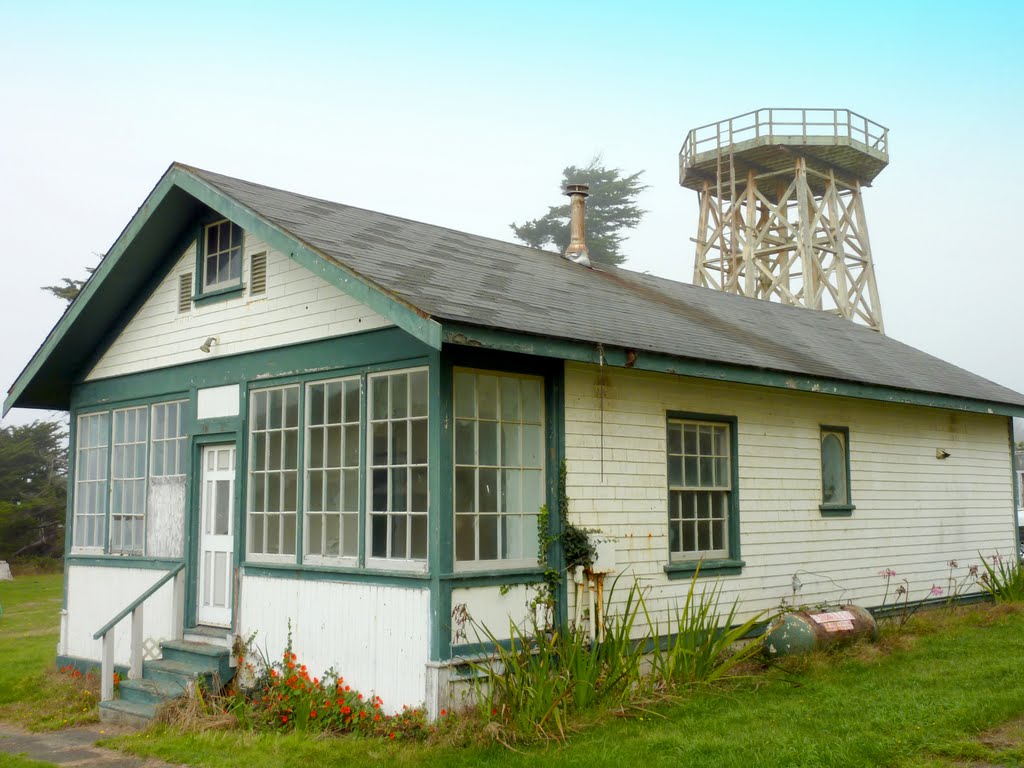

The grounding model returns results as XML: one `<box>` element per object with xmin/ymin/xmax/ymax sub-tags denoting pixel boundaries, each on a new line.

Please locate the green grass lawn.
<box><xmin>5</xmin><ymin>574</ymin><xmax>1024</xmax><ymax>767</ymax></box>
<box><xmin>0</xmin><ymin>573</ymin><xmax>63</xmax><ymax>707</ymax></box>
<box><xmin>105</xmin><ymin>605</ymin><xmax>1024</xmax><ymax>768</ymax></box>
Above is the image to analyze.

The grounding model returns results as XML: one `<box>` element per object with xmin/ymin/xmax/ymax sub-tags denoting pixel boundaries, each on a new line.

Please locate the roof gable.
<box><xmin>4</xmin><ymin>164</ymin><xmax>441</xmax><ymax>413</ymax></box>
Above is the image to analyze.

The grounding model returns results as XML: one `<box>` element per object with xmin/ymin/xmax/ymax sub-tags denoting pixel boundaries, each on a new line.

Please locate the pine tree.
<box><xmin>511</xmin><ymin>159</ymin><xmax>647</xmax><ymax>267</ymax></box>
<box><xmin>0</xmin><ymin>420</ymin><xmax>68</xmax><ymax>561</ymax></box>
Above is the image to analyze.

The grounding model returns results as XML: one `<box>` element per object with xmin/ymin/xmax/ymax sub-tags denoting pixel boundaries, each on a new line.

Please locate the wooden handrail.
<box><xmin>93</xmin><ymin>561</ymin><xmax>185</xmax><ymax>701</ymax></box>
<box><xmin>92</xmin><ymin>561</ymin><xmax>184</xmax><ymax>640</ymax></box>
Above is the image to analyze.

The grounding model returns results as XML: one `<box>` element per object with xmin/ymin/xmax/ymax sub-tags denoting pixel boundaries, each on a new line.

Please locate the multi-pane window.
<box><xmin>248</xmin><ymin>386</ymin><xmax>299</xmax><ymax>557</ymax></box>
<box><xmin>110</xmin><ymin>407</ymin><xmax>149</xmax><ymax>554</ymax></box>
<box><xmin>667</xmin><ymin>419</ymin><xmax>731</xmax><ymax>560</ymax></box>
<box><xmin>151</xmin><ymin>401</ymin><xmax>187</xmax><ymax>477</ymax></box>
<box><xmin>306</xmin><ymin>378</ymin><xmax>361</xmax><ymax>560</ymax></box>
<box><xmin>203</xmin><ymin>219</ymin><xmax>243</xmax><ymax>291</ymax></box>
<box><xmin>820</xmin><ymin>427</ymin><xmax>852</xmax><ymax>509</ymax></box>
<box><xmin>73</xmin><ymin>412</ymin><xmax>110</xmax><ymax>550</ymax></box>
<box><xmin>368</xmin><ymin>369</ymin><xmax>429</xmax><ymax>561</ymax></box>
<box><xmin>454</xmin><ymin>371</ymin><xmax>544</xmax><ymax>565</ymax></box>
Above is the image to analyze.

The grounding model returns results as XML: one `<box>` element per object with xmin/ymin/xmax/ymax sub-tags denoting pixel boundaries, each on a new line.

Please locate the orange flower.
<box><xmin>389</xmin><ymin>733</ymin><xmax>395</xmax><ymax>740</ymax></box>
<box><xmin>440</xmin><ymin>709</ymin><xmax>447</xmax><ymax>716</ymax></box>
<box><xmin>374</xmin><ymin>714</ymin><xmax>381</xmax><ymax>721</ymax></box>
<box><xmin>281</xmin><ymin>715</ymin><xmax>289</xmax><ymax>724</ymax></box>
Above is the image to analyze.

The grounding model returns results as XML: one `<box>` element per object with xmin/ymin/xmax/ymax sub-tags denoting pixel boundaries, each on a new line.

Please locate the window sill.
<box><xmin>664</xmin><ymin>558</ymin><xmax>745</xmax><ymax>579</ymax></box>
<box><xmin>193</xmin><ymin>284</ymin><xmax>245</xmax><ymax>306</ymax></box>
<box><xmin>442</xmin><ymin>567</ymin><xmax>546</xmax><ymax>586</ymax></box>
<box><xmin>819</xmin><ymin>504</ymin><xmax>856</xmax><ymax>517</ymax></box>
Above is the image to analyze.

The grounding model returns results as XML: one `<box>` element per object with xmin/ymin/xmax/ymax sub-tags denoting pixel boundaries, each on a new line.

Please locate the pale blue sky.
<box><xmin>2</xmin><ymin>0</ymin><xmax>1022</xmax><ymax>428</ymax></box>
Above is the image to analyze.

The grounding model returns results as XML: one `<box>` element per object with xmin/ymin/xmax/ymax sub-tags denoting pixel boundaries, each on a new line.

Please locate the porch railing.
<box><xmin>92</xmin><ymin>562</ymin><xmax>185</xmax><ymax>701</ymax></box>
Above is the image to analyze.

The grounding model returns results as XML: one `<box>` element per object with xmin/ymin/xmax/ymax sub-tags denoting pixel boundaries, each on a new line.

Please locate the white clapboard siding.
<box><xmin>238</xmin><ymin>576</ymin><xmax>430</xmax><ymax>711</ymax></box>
<box><xmin>450</xmin><ymin>585</ymin><xmax>536</xmax><ymax>645</ymax></box>
<box><xmin>86</xmin><ymin>236</ymin><xmax>393</xmax><ymax>381</ymax></box>
<box><xmin>65</xmin><ymin>565</ymin><xmax>177</xmax><ymax>665</ymax></box>
<box><xmin>563</xmin><ymin>362</ymin><xmax>1015</xmax><ymax>635</ymax></box>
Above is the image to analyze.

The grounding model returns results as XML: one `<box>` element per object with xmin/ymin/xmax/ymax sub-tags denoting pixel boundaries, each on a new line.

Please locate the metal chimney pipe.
<box><xmin>563</xmin><ymin>183</ymin><xmax>591</xmax><ymax>267</ymax></box>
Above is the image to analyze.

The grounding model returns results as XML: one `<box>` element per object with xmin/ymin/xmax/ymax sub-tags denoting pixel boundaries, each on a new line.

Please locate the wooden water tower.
<box><xmin>680</xmin><ymin>108</ymin><xmax>889</xmax><ymax>332</ymax></box>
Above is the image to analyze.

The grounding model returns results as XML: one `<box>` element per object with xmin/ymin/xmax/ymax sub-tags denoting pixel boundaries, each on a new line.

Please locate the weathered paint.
<box><xmin>86</xmin><ymin>236</ymin><xmax>392</xmax><ymax>381</ymax></box>
<box><xmin>147</xmin><ymin>477</ymin><xmax>185</xmax><ymax>558</ymax></box>
<box><xmin>562</xmin><ymin>362</ymin><xmax>1016</xmax><ymax>635</ymax></box>
<box><xmin>238</xmin><ymin>575</ymin><xmax>430</xmax><ymax>711</ymax></box>
<box><xmin>65</xmin><ymin>565</ymin><xmax>177</xmax><ymax>665</ymax></box>
<box><xmin>449</xmin><ymin>585</ymin><xmax>536</xmax><ymax>645</ymax></box>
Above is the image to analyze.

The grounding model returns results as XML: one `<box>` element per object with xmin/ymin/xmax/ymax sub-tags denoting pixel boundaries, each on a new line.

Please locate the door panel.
<box><xmin>197</xmin><ymin>445</ymin><xmax>235</xmax><ymax>627</ymax></box>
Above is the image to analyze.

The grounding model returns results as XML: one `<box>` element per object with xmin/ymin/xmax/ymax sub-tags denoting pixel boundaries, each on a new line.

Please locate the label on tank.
<box><xmin>810</xmin><ymin>610</ymin><xmax>855</xmax><ymax>632</ymax></box>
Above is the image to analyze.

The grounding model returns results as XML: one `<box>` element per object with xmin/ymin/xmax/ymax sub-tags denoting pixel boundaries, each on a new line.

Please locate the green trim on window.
<box><xmin>440</xmin><ymin>568</ymin><xmax>547</xmax><ymax>586</ymax></box>
<box><xmin>820</xmin><ymin>424</ymin><xmax>852</xmax><ymax>514</ymax></box>
<box><xmin>242</xmin><ymin>563</ymin><xmax>431</xmax><ymax>587</ymax></box>
<box><xmin>664</xmin><ymin>559</ymin><xmax>746</xmax><ymax>579</ymax></box>
<box><xmin>193</xmin><ymin>284</ymin><xmax>245</xmax><ymax>306</ymax></box>
<box><xmin>665</xmin><ymin>410</ymin><xmax>742</xmax><ymax>572</ymax></box>
<box><xmin>819</xmin><ymin>504</ymin><xmax>856</xmax><ymax>517</ymax></box>
<box><xmin>66</xmin><ymin>556</ymin><xmax>185</xmax><ymax>570</ymax></box>
<box><xmin>71</xmin><ymin>328</ymin><xmax>431</xmax><ymax>409</ymax></box>
<box><xmin>442</xmin><ymin>323</ymin><xmax>1024</xmax><ymax>419</ymax></box>
<box><xmin>429</xmin><ymin>349</ymin><xmax>452</xmax><ymax>662</ymax></box>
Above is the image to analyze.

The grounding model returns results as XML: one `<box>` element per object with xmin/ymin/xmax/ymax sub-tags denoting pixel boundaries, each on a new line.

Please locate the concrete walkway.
<box><xmin>0</xmin><ymin>723</ymin><xmax>174</xmax><ymax>767</ymax></box>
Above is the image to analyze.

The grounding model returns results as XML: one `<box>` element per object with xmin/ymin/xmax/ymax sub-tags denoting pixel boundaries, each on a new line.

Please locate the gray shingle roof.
<box><xmin>190</xmin><ymin>166</ymin><xmax>1024</xmax><ymax>410</ymax></box>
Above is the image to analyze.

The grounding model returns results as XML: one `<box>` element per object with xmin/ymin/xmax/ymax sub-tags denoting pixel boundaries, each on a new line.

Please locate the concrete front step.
<box><xmin>98</xmin><ymin>698</ymin><xmax>157</xmax><ymax>728</ymax></box>
<box><xmin>98</xmin><ymin>639</ymin><xmax>234</xmax><ymax>725</ymax></box>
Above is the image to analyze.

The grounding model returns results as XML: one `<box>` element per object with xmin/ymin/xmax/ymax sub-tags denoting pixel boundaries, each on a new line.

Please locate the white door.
<box><xmin>197</xmin><ymin>445</ymin><xmax>235</xmax><ymax>627</ymax></box>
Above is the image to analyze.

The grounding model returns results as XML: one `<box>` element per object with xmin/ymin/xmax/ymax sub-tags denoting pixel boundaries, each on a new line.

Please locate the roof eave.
<box><xmin>441</xmin><ymin>321</ymin><xmax>1024</xmax><ymax>419</ymax></box>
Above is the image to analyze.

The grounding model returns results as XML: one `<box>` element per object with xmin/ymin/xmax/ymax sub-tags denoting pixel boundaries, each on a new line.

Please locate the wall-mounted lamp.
<box><xmin>199</xmin><ymin>336</ymin><xmax>218</xmax><ymax>354</ymax></box>
<box><xmin>936</xmin><ymin>449</ymin><xmax>951</xmax><ymax>460</ymax></box>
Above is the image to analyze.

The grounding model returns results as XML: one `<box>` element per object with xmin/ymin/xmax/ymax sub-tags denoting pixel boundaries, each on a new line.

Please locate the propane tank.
<box><xmin>763</xmin><ymin>605</ymin><xmax>876</xmax><ymax>658</ymax></box>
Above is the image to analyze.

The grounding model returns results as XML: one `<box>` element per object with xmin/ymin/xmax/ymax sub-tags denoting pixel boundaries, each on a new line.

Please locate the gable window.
<box><xmin>73</xmin><ymin>412</ymin><xmax>110</xmax><ymax>551</ymax></box>
<box><xmin>109</xmin><ymin>406</ymin><xmax>149</xmax><ymax>554</ymax></box>
<box><xmin>368</xmin><ymin>369</ymin><xmax>429</xmax><ymax>564</ymax></box>
<box><xmin>202</xmin><ymin>219</ymin><xmax>243</xmax><ymax>292</ymax></box>
<box><xmin>305</xmin><ymin>377</ymin><xmax>361</xmax><ymax>561</ymax></box>
<box><xmin>665</xmin><ymin>412</ymin><xmax>742</xmax><ymax>575</ymax></box>
<box><xmin>247</xmin><ymin>385</ymin><xmax>300</xmax><ymax>558</ymax></box>
<box><xmin>820</xmin><ymin>426</ymin><xmax>854</xmax><ymax>515</ymax></box>
<box><xmin>454</xmin><ymin>370</ymin><xmax>543</xmax><ymax>567</ymax></box>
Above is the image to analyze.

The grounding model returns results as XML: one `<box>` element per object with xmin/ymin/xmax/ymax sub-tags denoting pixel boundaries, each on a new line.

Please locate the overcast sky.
<box><xmin>1</xmin><ymin>0</ymin><xmax>1022</xmax><ymax>433</ymax></box>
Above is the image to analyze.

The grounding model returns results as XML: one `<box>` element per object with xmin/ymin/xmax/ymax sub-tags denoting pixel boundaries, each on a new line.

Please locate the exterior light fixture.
<box><xmin>199</xmin><ymin>336</ymin><xmax>218</xmax><ymax>354</ymax></box>
<box><xmin>936</xmin><ymin>449</ymin><xmax>951</xmax><ymax>460</ymax></box>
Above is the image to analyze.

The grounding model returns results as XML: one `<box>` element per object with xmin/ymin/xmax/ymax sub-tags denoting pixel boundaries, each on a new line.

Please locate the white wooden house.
<box><xmin>6</xmin><ymin>164</ymin><xmax>1023</xmax><ymax>717</ymax></box>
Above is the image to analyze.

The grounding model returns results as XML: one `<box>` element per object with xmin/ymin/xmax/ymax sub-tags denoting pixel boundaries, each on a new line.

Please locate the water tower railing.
<box><xmin>680</xmin><ymin>108</ymin><xmax>889</xmax><ymax>171</ymax></box>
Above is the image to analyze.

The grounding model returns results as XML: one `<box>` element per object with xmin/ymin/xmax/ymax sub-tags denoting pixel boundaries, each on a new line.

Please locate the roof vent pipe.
<box><xmin>563</xmin><ymin>183</ymin><xmax>592</xmax><ymax>267</ymax></box>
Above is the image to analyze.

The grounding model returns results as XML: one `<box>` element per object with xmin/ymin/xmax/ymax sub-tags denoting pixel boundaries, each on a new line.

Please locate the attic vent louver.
<box><xmin>250</xmin><ymin>252</ymin><xmax>267</xmax><ymax>295</ymax></box>
<box><xmin>563</xmin><ymin>183</ymin><xmax>591</xmax><ymax>267</ymax></box>
<box><xmin>178</xmin><ymin>273</ymin><xmax>193</xmax><ymax>313</ymax></box>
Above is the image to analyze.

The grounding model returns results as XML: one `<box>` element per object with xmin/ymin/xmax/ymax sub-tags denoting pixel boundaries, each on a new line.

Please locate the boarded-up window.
<box><xmin>148</xmin><ymin>400</ymin><xmax>188</xmax><ymax>558</ymax></box>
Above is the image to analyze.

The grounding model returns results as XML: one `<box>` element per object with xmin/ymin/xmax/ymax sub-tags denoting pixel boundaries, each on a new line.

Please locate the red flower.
<box><xmin>389</xmin><ymin>733</ymin><xmax>395</xmax><ymax>740</ymax></box>
<box><xmin>491</xmin><ymin>708</ymin><xmax>497</xmax><ymax>716</ymax></box>
<box><xmin>281</xmin><ymin>715</ymin><xmax>289</xmax><ymax>724</ymax></box>
<box><xmin>374</xmin><ymin>714</ymin><xmax>381</xmax><ymax>721</ymax></box>
<box><xmin>310</xmin><ymin>710</ymin><xmax>317</xmax><ymax>719</ymax></box>
<box><xmin>440</xmin><ymin>709</ymin><xmax>447</xmax><ymax>716</ymax></box>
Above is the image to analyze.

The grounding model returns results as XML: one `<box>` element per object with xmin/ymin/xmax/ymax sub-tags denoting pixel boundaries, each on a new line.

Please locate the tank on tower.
<box><xmin>680</xmin><ymin>108</ymin><xmax>888</xmax><ymax>332</ymax></box>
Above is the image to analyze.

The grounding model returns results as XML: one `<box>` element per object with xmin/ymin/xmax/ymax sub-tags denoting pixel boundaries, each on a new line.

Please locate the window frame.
<box><xmin>365</xmin><ymin>367</ymin><xmax>430</xmax><ymax>573</ymax></box>
<box><xmin>194</xmin><ymin>217</ymin><xmax>246</xmax><ymax>304</ymax></box>
<box><xmin>71</xmin><ymin>410</ymin><xmax>112</xmax><ymax>554</ymax></box>
<box><xmin>663</xmin><ymin>411</ymin><xmax>743</xmax><ymax>578</ymax></box>
<box><xmin>452</xmin><ymin>368</ymin><xmax>546</xmax><ymax>572</ymax></box>
<box><xmin>108</xmin><ymin>405</ymin><xmax>150</xmax><ymax>556</ymax></box>
<box><xmin>245</xmin><ymin>384</ymin><xmax>302</xmax><ymax>564</ymax></box>
<box><xmin>819</xmin><ymin>425</ymin><xmax>855</xmax><ymax>516</ymax></box>
<box><xmin>302</xmin><ymin>375</ymin><xmax>362</xmax><ymax>566</ymax></box>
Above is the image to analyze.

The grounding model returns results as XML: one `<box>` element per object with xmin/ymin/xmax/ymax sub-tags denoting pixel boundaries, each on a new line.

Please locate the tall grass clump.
<box><xmin>468</xmin><ymin>571</ymin><xmax>764</xmax><ymax>742</ymax></box>
<box><xmin>642</xmin><ymin>565</ymin><xmax>765</xmax><ymax>691</ymax></box>
<box><xmin>978</xmin><ymin>553</ymin><xmax>1024</xmax><ymax>602</ymax></box>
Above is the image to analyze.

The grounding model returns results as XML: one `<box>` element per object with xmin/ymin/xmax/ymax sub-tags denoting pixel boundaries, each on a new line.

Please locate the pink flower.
<box><xmin>929</xmin><ymin>585</ymin><xmax>944</xmax><ymax>597</ymax></box>
<box><xmin>878</xmin><ymin>568</ymin><xmax>897</xmax><ymax>578</ymax></box>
